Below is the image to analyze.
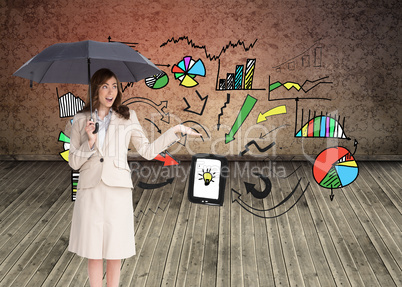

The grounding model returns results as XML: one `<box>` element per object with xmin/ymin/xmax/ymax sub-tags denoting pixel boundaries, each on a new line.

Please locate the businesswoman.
<box><xmin>68</xmin><ymin>68</ymin><xmax>199</xmax><ymax>287</ymax></box>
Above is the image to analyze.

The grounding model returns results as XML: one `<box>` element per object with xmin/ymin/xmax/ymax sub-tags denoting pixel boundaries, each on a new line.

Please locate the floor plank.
<box><xmin>0</xmin><ymin>160</ymin><xmax>400</xmax><ymax>287</ymax></box>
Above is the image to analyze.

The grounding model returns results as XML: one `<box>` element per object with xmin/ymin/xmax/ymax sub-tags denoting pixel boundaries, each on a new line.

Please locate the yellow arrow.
<box><xmin>257</xmin><ymin>105</ymin><xmax>287</xmax><ymax>123</ymax></box>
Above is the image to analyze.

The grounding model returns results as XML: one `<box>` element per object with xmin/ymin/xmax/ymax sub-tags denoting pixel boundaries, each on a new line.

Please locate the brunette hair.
<box><xmin>80</xmin><ymin>68</ymin><xmax>130</xmax><ymax>119</ymax></box>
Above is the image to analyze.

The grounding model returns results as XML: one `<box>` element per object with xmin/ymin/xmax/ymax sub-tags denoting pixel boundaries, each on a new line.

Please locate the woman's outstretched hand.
<box><xmin>173</xmin><ymin>124</ymin><xmax>202</xmax><ymax>137</ymax></box>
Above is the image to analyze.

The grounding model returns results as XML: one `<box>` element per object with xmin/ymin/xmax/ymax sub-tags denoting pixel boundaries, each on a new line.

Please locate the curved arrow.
<box><xmin>231</xmin><ymin>178</ymin><xmax>310</xmax><ymax>218</ymax></box>
<box><xmin>257</xmin><ymin>105</ymin><xmax>287</xmax><ymax>123</ymax></box>
<box><xmin>145</xmin><ymin>118</ymin><xmax>161</xmax><ymax>134</ymax></box>
<box><xmin>244</xmin><ymin>173</ymin><xmax>272</xmax><ymax>199</ymax></box>
<box><xmin>122</xmin><ymin>97</ymin><xmax>170</xmax><ymax>123</ymax></box>
<box><xmin>137</xmin><ymin>178</ymin><xmax>174</xmax><ymax>189</ymax></box>
<box><xmin>180</xmin><ymin>120</ymin><xmax>210</xmax><ymax>143</ymax></box>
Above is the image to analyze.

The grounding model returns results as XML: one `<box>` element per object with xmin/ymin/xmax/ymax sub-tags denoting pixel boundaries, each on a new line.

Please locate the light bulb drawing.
<box><xmin>199</xmin><ymin>168</ymin><xmax>216</xmax><ymax>186</ymax></box>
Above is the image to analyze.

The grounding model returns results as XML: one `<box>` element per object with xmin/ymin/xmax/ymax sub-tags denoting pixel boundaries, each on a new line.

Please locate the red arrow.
<box><xmin>154</xmin><ymin>152</ymin><xmax>179</xmax><ymax>166</ymax></box>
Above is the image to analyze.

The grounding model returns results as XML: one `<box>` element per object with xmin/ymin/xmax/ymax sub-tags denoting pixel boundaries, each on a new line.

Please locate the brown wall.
<box><xmin>1</xmin><ymin>0</ymin><xmax>401</xmax><ymax>159</ymax></box>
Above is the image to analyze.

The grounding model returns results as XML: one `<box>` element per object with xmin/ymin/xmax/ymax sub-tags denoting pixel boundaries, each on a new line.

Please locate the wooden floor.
<box><xmin>0</xmin><ymin>160</ymin><xmax>401</xmax><ymax>287</ymax></box>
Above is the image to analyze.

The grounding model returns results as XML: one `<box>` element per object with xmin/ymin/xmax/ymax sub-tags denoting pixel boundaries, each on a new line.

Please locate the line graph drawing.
<box><xmin>273</xmin><ymin>38</ymin><xmax>323</xmax><ymax>72</ymax></box>
<box><xmin>268</xmin><ymin>76</ymin><xmax>333</xmax><ymax>101</ymax></box>
<box><xmin>160</xmin><ymin>36</ymin><xmax>258</xmax><ymax>61</ymax></box>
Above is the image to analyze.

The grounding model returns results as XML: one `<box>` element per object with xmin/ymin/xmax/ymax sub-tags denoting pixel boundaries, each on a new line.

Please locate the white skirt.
<box><xmin>68</xmin><ymin>180</ymin><xmax>135</xmax><ymax>259</ymax></box>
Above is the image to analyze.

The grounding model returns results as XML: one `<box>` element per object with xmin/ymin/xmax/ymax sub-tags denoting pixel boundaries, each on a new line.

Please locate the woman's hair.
<box><xmin>80</xmin><ymin>68</ymin><xmax>130</xmax><ymax>119</ymax></box>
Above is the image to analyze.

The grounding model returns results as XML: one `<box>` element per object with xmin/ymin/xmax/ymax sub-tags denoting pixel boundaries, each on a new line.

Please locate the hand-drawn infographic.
<box><xmin>57</xmin><ymin>88</ymin><xmax>85</xmax><ymax>118</ymax></box>
<box><xmin>122</xmin><ymin>97</ymin><xmax>170</xmax><ymax>124</ymax></box>
<box><xmin>225</xmin><ymin>94</ymin><xmax>257</xmax><ymax>144</ymax></box>
<box><xmin>232</xmin><ymin>175</ymin><xmax>310</xmax><ymax>219</ymax></box>
<box><xmin>183</xmin><ymin>90</ymin><xmax>208</xmax><ymax>116</ymax></box>
<box><xmin>145</xmin><ymin>72</ymin><xmax>169</xmax><ymax>89</ymax></box>
<box><xmin>160</xmin><ymin>36</ymin><xmax>258</xmax><ymax>61</ymax></box>
<box><xmin>216</xmin><ymin>59</ymin><xmax>266</xmax><ymax>91</ymax></box>
<box><xmin>171</xmin><ymin>56</ymin><xmax>206</xmax><ymax>88</ymax></box>
<box><xmin>272</xmin><ymin>38</ymin><xmax>323</xmax><ymax>72</ymax></box>
<box><xmin>313</xmin><ymin>141</ymin><xmax>359</xmax><ymax>200</ymax></box>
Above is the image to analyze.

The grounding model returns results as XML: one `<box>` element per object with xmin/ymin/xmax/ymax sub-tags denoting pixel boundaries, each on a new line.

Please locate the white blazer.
<box><xmin>69</xmin><ymin>109</ymin><xmax>179</xmax><ymax>189</ymax></box>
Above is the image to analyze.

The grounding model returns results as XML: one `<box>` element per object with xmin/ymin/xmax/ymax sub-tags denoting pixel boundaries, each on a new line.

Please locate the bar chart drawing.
<box><xmin>272</xmin><ymin>39</ymin><xmax>323</xmax><ymax>72</ymax></box>
<box><xmin>216</xmin><ymin>59</ymin><xmax>265</xmax><ymax>91</ymax></box>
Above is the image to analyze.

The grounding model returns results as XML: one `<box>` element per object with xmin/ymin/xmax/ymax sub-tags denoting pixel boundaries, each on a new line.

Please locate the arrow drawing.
<box><xmin>239</xmin><ymin>141</ymin><xmax>276</xmax><ymax>156</ymax></box>
<box><xmin>244</xmin><ymin>173</ymin><xmax>272</xmax><ymax>199</ymax></box>
<box><xmin>352</xmin><ymin>139</ymin><xmax>358</xmax><ymax>155</ymax></box>
<box><xmin>183</xmin><ymin>90</ymin><xmax>208</xmax><ymax>116</ymax></box>
<box><xmin>217</xmin><ymin>93</ymin><xmax>230</xmax><ymax>131</ymax></box>
<box><xmin>257</xmin><ymin>105</ymin><xmax>287</xmax><ymax>123</ymax></box>
<box><xmin>145</xmin><ymin>118</ymin><xmax>161</xmax><ymax>134</ymax></box>
<box><xmin>137</xmin><ymin>178</ymin><xmax>174</xmax><ymax>189</ymax></box>
<box><xmin>330</xmin><ymin>188</ymin><xmax>334</xmax><ymax>201</ymax></box>
<box><xmin>259</xmin><ymin>124</ymin><xmax>290</xmax><ymax>139</ymax></box>
<box><xmin>154</xmin><ymin>151</ymin><xmax>180</xmax><ymax>166</ymax></box>
<box><xmin>231</xmin><ymin>178</ymin><xmax>310</xmax><ymax>219</ymax></box>
<box><xmin>122</xmin><ymin>97</ymin><xmax>170</xmax><ymax>123</ymax></box>
<box><xmin>225</xmin><ymin>94</ymin><xmax>257</xmax><ymax>144</ymax></box>
<box><xmin>179</xmin><ymin>120</ymin><xmax>210</xmax><ymax>145</ymax></box>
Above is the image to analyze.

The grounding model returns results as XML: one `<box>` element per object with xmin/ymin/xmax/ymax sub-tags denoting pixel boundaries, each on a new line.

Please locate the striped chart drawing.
<box><xmin>244</xmin><ymin>59</ymin><xmax>255</xmax><ymax>89</ymax></box>
<box><xmin>295</xmin><ymin>115</ymin><xmax>349</xmax><ymax>139</ymax></box>
<box><xmin>57</xmin><ymin>89</ymin><xmax>85</xmax><ymax>118</ymax></box>
<box><xmin>216</xmin><ymin>59</ymin><xmax>265</xmax><ymax>91</ymax></box>
<box><xmin>71</xmin><ymin>170</ymin><xmax>80</xmax><ymax>201</ymax></box>
<box><xmin>145</xmin><ymin>72</ymin><xmax>169</xmax><ymax>89</ymax></box>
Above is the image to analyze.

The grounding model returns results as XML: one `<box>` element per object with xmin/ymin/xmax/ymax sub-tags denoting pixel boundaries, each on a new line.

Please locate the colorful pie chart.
<box><xmin>171</xmin><ymin>56</ymin><xmax>206</xmax><ymax>88</ymax></box>
<box><xmin>313</xmin><ymin>146</ymin><xmax>358</xmax><ymax>189</ymax></box>
<box><xmin>145</xmin><ymin>72</ymin><xmax>169</xmax><ymax>89</ymax></box>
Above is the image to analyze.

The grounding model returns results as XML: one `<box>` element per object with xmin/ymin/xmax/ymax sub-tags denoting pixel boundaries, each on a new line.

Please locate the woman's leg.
<box><xmin>106</xmin><ymin>259</ymin><xmax>121</xmax><ymax>287</ymax></box>
<box><xmin>88</xmin><ymin>259</ymin><xmax>103</xmax><ymax>287</ymax></box>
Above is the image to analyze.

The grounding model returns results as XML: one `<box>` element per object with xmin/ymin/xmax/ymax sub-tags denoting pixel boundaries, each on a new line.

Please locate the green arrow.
<box><xmin>225</xmin><ymin>94</ymin><xmax>257</xmax><ymax>144</ymax></box>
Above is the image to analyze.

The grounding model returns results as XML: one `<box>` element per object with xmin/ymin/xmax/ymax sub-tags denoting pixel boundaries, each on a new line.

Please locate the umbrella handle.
<box><xmin>93</xmin><ymin>122</ymin><xmax>99</xmax><ymax>134</ymax></box>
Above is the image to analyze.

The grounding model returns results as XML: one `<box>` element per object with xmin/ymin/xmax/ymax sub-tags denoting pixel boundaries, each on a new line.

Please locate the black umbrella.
<box><xmin>13</xmin><ymin>40</ymin><xmax>161</xmax><ymax>132</ymax></box>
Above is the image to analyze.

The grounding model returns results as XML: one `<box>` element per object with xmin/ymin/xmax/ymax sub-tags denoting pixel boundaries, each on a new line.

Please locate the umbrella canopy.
<box><xmin>13</xmin><ymin>40</ymin><xmax>161</xmax><ymax>133</ymax></box>
<box><xmin>13</xmin><ymin>40</ymin><xmax>161</xmax><ymax>84</ymax></box>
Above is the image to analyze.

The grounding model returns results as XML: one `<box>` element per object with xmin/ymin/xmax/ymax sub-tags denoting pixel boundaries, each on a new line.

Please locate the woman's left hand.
<box><xmin>173</xmin><ymin>124</ymin><xmax>202</xmax><ymax>137</ymax></box>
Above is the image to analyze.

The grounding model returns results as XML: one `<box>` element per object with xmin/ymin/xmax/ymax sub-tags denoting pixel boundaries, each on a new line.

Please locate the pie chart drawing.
<box><xmin>313</xmin><ymin>146</ymin><xmax>359</xmax><ymax>189</ymax></box>
<box><xmin>145</xmin><ymin>72</ymin><xmax>169</xmax><ymax>89</ymax></box>
<box><xmin>171</xmin><ymin>56</ymin><xmax>206</xmax><ymax>88</ymax></box>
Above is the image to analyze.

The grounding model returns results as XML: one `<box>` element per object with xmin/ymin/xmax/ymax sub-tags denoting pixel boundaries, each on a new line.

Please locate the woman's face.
<box><xmin>98</xmin><ymin>77</ymin><xmax>118</xmax><ymax>110</ymax></box>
